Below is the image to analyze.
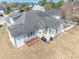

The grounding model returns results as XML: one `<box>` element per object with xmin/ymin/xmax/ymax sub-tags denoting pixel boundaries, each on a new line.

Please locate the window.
<box><xmin>31</xmin><ymin>32</ymin><xmax>35</xmax><ymax>36</ymax></box>
<box><xmin>39</xmin><ymin>32</ymin><xmax>41</xmax><ymax>34</ymax></box>
<box><xmin>43</xmin><ymin>30</ymin><xmax>46</xmax><ymax>33</ymax></box>
<box><xmin>28</xmin><ymin>33</ymin><xmax>30</xmax><ymax>37</ymax></box>
<box><xmin>31</xmin><ymin>32</ymin><xmax>32</xmax><ymax>36</ymax></box>
<box><xmin>28</xmin><ymin>32</ymin><xmax>35</xmax><ymax>37</ymax></box>
<box><xmin>49</xmin><ymin>29</ymin><xmax>51</xmax><ymax>34</ymax></box>
<box><xmin>28</xmin><ymin>33</ymin><xmax>31</xmax><ymax>37</ymax></box>
<box><xmin>46</xmin><ymin>27</ymin><xmax>48</xmax><ymax>33</ymax></box>
<box><xmin>52</xmin><ymin>30</ymin><xmax>54</xmax><ymax>34</ymax></box>
<box><xmin>32</xmin><ymin>32</ymin><xmax>35</xmax><ymax>35</ymax></box>
<box><xmin>39</xmin><ymin>30</ymin><xmax>42</xmax><ymax>34</ymax></box>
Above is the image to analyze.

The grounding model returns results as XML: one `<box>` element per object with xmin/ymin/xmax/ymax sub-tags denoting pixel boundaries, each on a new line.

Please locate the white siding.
<box><xmin>37</xmin><ymin>29</ymin><xmax>56</xmax><ymax>41</ymax></box>
<box><xmin>15</xmin><ymin>36</ymin><xmax>25</xmax><ymax>48</ymax></box>
<box><xmin>45</xmin><ymin>29</ymin><xmax>55</xmax><ymax>41</ymax></box>
<box><xmin>0</xmin><ymin>17</ymin><xmax>6</xmax><ymax>25</ymax></box>
<box><xmin>0</xmin><ymin>10</ymin><xmax>4</xmax><ymax>14</ymax></box>
<box><xmin>7</xmin><ymin>30</ymin><xmax>16</xmax><ymax>47</ymax></box>
<box><xmin>50</xmin><ymin>29</ymin><xmax>56</xmax><ymax>37</ymax></box>
<box><xmin>37</xmin><ymin>29</ymin><xmax>43</xmax><ymax>38</ymax></box>
<box><xmin>7</xmin><ymin>30</ymin><xmax>25</xmax><ymax>48</ymax></box>
<box><xmin>10</xmin><ymin>18</ymin><xmax>14</xmax><ymax>24</ymax></box>
<box><xmin>57</xmin><ymin>24</ymin><xmax>64</xmax><ymax>35</ymax></box>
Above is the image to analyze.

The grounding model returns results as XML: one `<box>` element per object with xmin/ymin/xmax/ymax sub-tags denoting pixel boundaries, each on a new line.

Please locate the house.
<box><xmin>32</xmin><ymin>5</ymin><xmax>45</xmax><ymax>12</ymax></box>
<box><xmin>0</xmin><ymin>17</ymin><xmax>6</xmax><ymax>25</ymax></box>
<box><xmin>0</xmin><ymin>6</ymin><xmax>6</xmax><ymax>14</ymax></box>
<box><xmin>7</xmin><ymin>10</ymin><xmax>64</xmax><ymax>48</ymax></box>
<box><xmin>0</xmin><ymin>12</ymin><xmax>6</xmax><ymax>26</ymax></box>
<box><xmin>0</xmin><ymin>6</ymin><xmax>6</xmax><ymax>18</ymax></box>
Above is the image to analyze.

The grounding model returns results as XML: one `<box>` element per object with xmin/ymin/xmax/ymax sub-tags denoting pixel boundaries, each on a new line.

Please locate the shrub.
<box><xmin>0</xmin><ymin>25</ymin><xmax>2</xmax><ymax>28</ymax></box>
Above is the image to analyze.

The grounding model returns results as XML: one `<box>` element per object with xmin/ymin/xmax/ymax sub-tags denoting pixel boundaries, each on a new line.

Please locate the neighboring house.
<box><xmin>0</xmin><ymin>6</ymin><xmax>6</xmax><ymax>18</ymax></box>
<box><xmin>32</xmin><ymin>5</ymin><xmax>45</xmax><ymax>12</ymax></box>
<box><xmin>0</xmin><ymin>10</ymin><xmax>6</xmax><ymax>25</ymax></box>
<box><xmin>0</xmin><ymin>18</ymin><xmax>5</xmax><ymax>25</ymax></box>
<box><xmin>0</xmin><ymin>6</ymin><xmax>6</xmax><ymax>25</ymax></box>
<box><xmin>7</xmin><ymin>10</ymin><xmax>64</xmax><ymax>48</ymax></box>
<box><xmin>0</xmin><ymin>16</ymin><xmax>6</xmax><ymax>25</ymax></box>
<box><xmin>0</xmin><ymin>6</ymin><xmax>6</xmax><ymax>14</ymax></box>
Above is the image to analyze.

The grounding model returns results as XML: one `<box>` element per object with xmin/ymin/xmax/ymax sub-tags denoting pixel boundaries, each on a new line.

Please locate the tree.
<box><xmin>39</xmin><ymin>0</ymin><xmax>47</xmax><ymax>6</ymax></box>
<box><xmin>56</xmin><ymin>0</ymin><xmax>64</xmax><ymax>7</ymax></box>
<box><xmin>6</xmin><ymin>6</ymin><xmax>11</xmax><ymax>11</ymax></box>
<box><xmin>1</xmin><ymin>1</ymin><xmax>7</xmax><ymax>6</ymax></box>
<box><xmin>39</xmin><ymin>0</ymin><xmax>64</xmax><ymax>9</ymax></box>
<box><xmin>44</xmin><ymin>2</ymin><xmax>56</xmax><ymax>9</ymax></box>
<box><xmin>17</xmin><ymin>3</ymin><xmax>29</xmax><ymax>11</ymax></box>
<box><xmin>4</xmin><ymin>6</ymin><xmax>11</xmax><ymax>14</ymax></box>
<box><xmin>0</xmin><ymin>25</ymin><xmax>2</xmax><ymax>28</ymax></box>
<box><xmin>11</xmin><ymin>3</ymin><xmax>18</xmax><ymax>8</ymax></box>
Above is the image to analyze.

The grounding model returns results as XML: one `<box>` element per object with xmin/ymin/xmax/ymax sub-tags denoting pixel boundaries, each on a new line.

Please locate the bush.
<box><xmin>73</xmin><ymin>17</ymin><xmax>79</xmax><ymax>22</ymax></box>
<box><xmin>0</xmin><ymin>25</ymin><xmax>2</xmax><ymax>28</ymax></box>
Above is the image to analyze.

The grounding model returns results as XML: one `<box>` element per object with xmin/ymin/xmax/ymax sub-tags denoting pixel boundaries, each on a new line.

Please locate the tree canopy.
<box><xmin>39</xmin><ymin>0</ymin><xmax>47</xmax><ymax>6</ymax></box>
<box><xmin>18</xmin><ymin>3</ymin><xmax>29</xmax><ymax>11</ymax></box>
<box><xmin>39</xmin><ymin>0</ymin><xmax>64</xmax><ymax>9</ymax></box>
<box><xmin>56</xmin><ymin>0</ymin><xmax>64</xmax><ymax>7</ymax></box>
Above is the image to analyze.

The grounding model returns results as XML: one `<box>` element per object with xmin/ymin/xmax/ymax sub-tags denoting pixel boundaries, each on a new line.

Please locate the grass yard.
<box><xmin>0</xmin><ymin>25</ymin><xmax>79</xmax><ymax>59</ymax></box>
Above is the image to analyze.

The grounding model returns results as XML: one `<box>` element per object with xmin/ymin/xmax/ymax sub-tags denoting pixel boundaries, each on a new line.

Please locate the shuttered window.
<box><xmin>28</xmin><ymin>32</ymin><xmax>35</xmax><ymax>37</ymax></box>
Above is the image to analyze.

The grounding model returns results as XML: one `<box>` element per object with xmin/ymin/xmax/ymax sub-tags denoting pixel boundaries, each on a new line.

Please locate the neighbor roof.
<box><xmin>0</xmin><ymin>6</ymin><xmax>5</xmax><ymax>11</ymax></box>
<box><xmin>0</xmin><ymin>17</ymin><xmax>6</xmax><ymax>25</ymax></box>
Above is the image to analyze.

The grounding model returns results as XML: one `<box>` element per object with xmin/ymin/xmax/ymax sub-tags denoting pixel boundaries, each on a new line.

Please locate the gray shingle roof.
<box><xmin>46</xmin><ymin>8</ymin><xmax>60</xmax><ymax>16</ymax></box>
<box><xmin>8</xmin><ymin>10</ymin><xmax>63</xmax><ymax>38</ymax></box>
<box><xmin>8</xmin><ymin>24</ymin><xmax>24</xmax><ymax>38</ymax></box>
<box><xmin>45</xmin><ymin>16</ymin><xmax>62</xmax><ymax>33</ymax></box>
<box><xmin>0</xmin><ymin>6</ymin><xmax>5</xmax><ymax>11</ymax></box>
<box><xmin>33</xmin><ymin>10</ymin><xmax>62</xmax><ymax>32</ymax></box>
<box><xmin>9</xmin><ymin>10</ymin><xmax>45</xmax><ymax>38</ymax></box>
<box><xmin>9</xmin><ymin>11</ymin><xmax>23</xmax><ymax>21</ymax></box>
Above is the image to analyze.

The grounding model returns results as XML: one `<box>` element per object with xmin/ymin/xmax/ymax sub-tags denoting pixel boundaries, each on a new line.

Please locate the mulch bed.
<box><xmin>24</xmin><ymin>36</ymin><xmax>40</xmax><ymax>46</ymax></box>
